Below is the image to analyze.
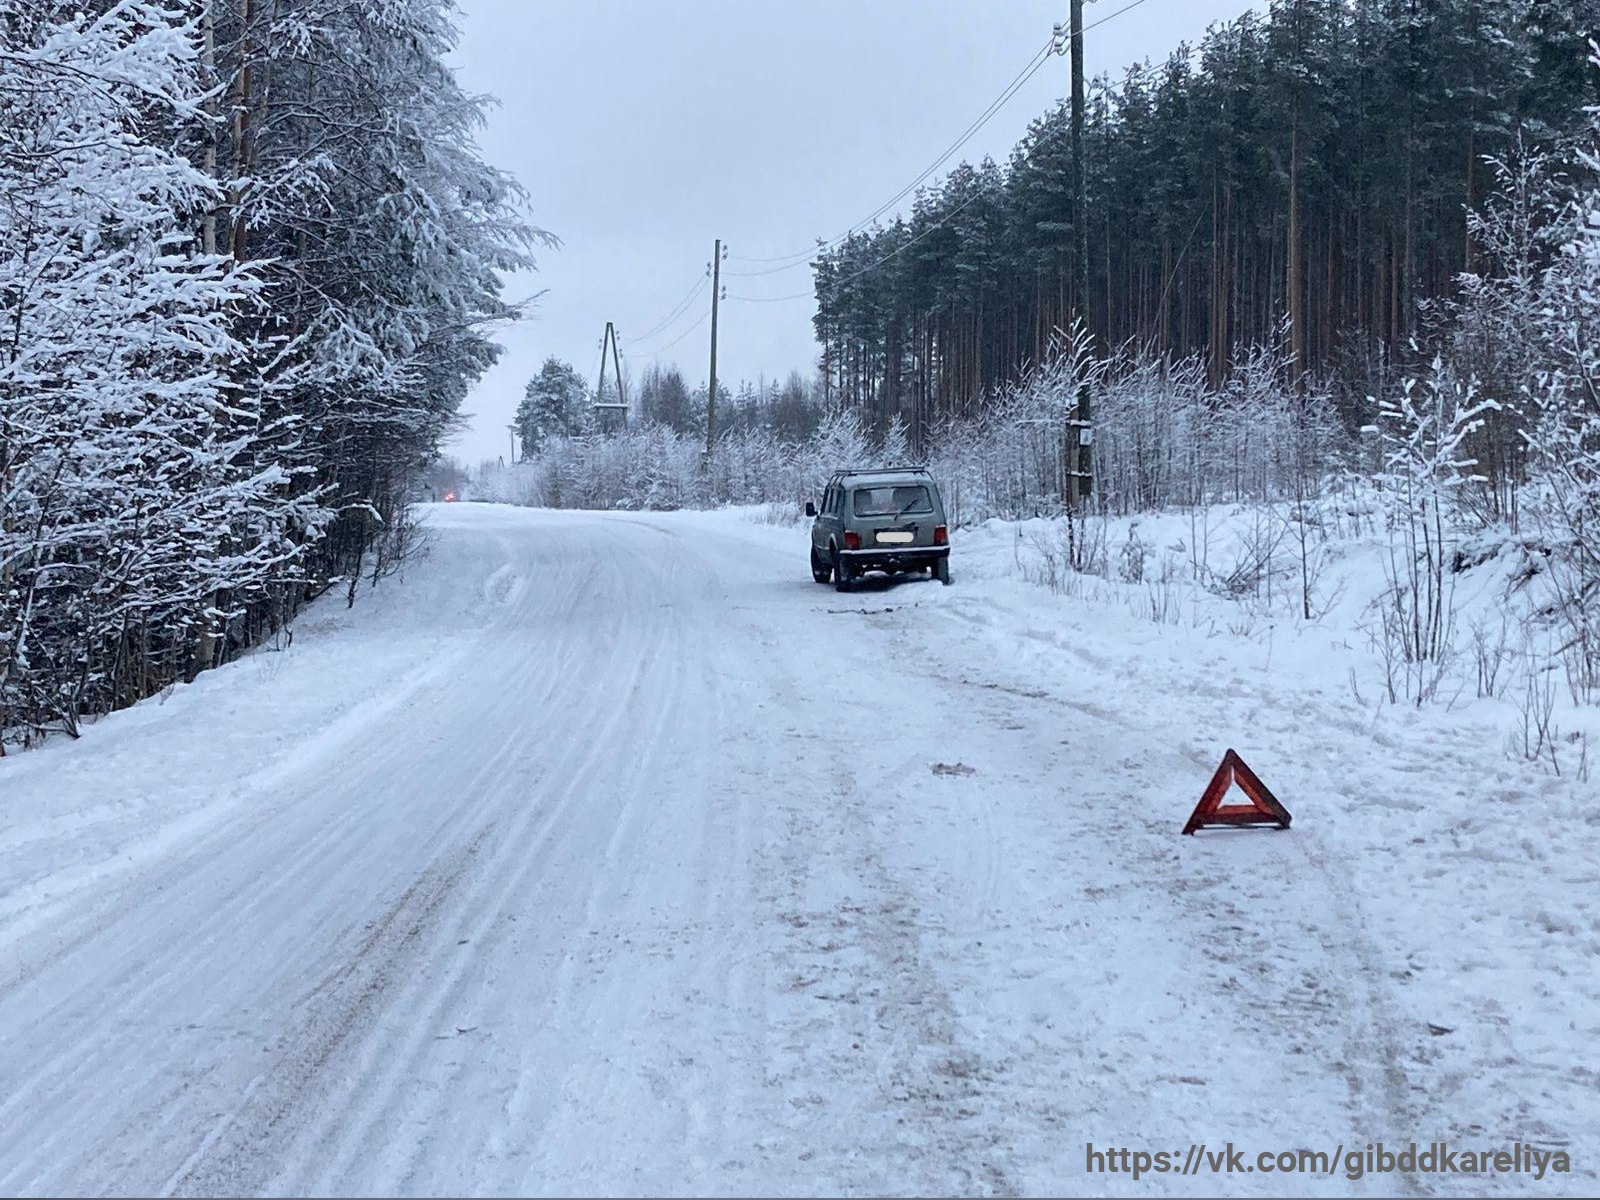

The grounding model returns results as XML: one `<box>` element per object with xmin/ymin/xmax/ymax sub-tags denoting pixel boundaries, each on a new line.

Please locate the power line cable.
<box><xmin>727</xmin><ymin>37</ymin><xmax>1055</xmax><ymax>275</ymax></box>
<box><xmin>727</xmin><ymin>0</ymin><xmax>1157</xmax><ymax>281</ymax></box>
<box><xmin>625</xmin><ymin>273</ymin><xmax>710</xmax><ymax>343</ymax></box>
<box><xmin>727</xmin><ymin>0</ymin><xmax>1159</xmax><ymax>304</ymax></box>
<box><xmin>729</xmin><ymin>179</ymin><xmax>996</xmax><ymax>304</ymax></box>
<box><xmin>635</xmin><ymin>307</ymin><xmax>710</xmax><ymax>357</ymax></box>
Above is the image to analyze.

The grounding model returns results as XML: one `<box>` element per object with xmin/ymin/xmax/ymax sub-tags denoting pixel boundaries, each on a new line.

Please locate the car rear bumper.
<box><xmin>840</xmin><ymin>546</ymin><xmax>949</xmax><ymax>570</ymax></box>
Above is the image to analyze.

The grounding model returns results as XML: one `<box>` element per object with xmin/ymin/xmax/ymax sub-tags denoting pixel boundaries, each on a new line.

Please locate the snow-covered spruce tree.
<box><xmin>0</xmin><ymin>1</ymin><xmax>309</xmax><ymax>745</ymax></box>
<box><xmin>207</xmin><ymin>0</ymin><xmax>548</xmax><ymax>604</ymax></box>
<box><xmin>515</xmin><ymin>357</ymin><xmax>591</xmax><ymax>457</ymax></box>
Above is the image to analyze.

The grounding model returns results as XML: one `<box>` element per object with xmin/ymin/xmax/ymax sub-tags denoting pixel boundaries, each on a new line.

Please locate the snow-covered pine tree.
<box><xmin>0</xmin><ymin>1</ymin><xmax>306</xmax><ymax>744</ymax></box>
<box><xmin>206</xmin><ymin>0</ymin><xmax>548</xmax><ymax>601</ymax></box>
<box><xmin>2</xmin><ymin>0</ymin><xmax>545</xmax><ymax>746</ymax></box>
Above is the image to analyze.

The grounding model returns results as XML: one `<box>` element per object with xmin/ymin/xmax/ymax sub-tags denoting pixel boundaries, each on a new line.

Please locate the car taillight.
<box><xmin>933</xmin><ymin>525</ymin><xmax>948</xmax><ymax>546</ymax></box>
<box><xmin>843</xmin><ymin>531</ymin><xmax>861</xmax><ymax>550</ymax></box>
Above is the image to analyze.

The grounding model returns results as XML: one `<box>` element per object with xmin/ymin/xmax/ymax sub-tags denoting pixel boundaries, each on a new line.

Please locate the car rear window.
<box><xmin>852</xmin><ymin>484</ymin><xmax>932</xmax><ymax>517</ymax></box>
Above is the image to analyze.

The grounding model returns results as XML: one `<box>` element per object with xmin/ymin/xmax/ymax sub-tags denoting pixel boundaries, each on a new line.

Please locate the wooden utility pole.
<box><xmin>1070</xmin><ymin>0</ymin><xmax>1087</xmax><ymax>321</ymax></box>
<box><xmin>1066</xmin><ymin>0</ymin><xmax>1093</xmax><ymax>508</ymax></box>
<box><xmin>609</xmin><ymin>321</ymin><xmax>626</xmax><ymax>414</ymax></box>
<box><xmin>706</xmin><ymin>238</ymin><xmax>722</xmax><ymax>458</ymax></box>
<box><xmin>594</xmin><ymin>321</ymin><xmax>629</xmax><ymax>430</ymax></box>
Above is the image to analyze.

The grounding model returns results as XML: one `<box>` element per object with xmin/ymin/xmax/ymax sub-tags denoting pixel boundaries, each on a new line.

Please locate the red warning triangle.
<box><xmin>1182</xmin><ymin>749</ymin><xmax>1292</xmax><ymax>835</ymax></box>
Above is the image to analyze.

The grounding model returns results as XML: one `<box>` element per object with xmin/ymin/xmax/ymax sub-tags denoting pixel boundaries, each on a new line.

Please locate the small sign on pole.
<box><xmin>1182</xmin><ymin>749</ymin><xmax>1292</xmax><ymax>835</ymax></box>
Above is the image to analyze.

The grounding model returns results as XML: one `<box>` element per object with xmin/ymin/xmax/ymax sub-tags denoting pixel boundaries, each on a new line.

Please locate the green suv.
<box><xmin>805</xmin><ymin>467</ymin><xmax>951</xmax><ymax>592</ymax></box>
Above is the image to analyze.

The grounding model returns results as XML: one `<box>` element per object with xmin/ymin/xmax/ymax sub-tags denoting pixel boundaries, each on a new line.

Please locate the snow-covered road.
<box><xmin>1</xmin><ymin>504</ymin><xmax>1592</xmax><ymax>1196</ymax></box>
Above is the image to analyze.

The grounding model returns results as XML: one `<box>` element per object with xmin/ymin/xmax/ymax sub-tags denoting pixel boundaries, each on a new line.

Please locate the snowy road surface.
<box><xmin>1</xmin><ymin>505</ymin><xmax>1593</xmax><ymax>1196</ymax></box>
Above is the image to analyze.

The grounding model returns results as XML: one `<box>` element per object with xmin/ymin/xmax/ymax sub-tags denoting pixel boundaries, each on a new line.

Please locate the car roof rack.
<box><xmin>830</xmin><ymin>465</ymin><xmax>932</xmax><ymax>479</ymax></box>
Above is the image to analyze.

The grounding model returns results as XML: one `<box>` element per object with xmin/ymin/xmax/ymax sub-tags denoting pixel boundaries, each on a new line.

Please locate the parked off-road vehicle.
<box><xmin>805</xmin><ymin>467</ymin><xmax>950</xmax><ymax>592</ymax></box>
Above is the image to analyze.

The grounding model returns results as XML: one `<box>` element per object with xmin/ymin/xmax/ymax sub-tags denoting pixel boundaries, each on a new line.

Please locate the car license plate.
<box><xmin>876</xmin><ymin>531</ymin><xmax>914</xmax><ymax>545</ymax></box>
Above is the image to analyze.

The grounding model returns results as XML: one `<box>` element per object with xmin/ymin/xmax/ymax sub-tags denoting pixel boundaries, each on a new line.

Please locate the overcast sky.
<box><xmin>446</xmin><ymin>0</ymin><xmax>1261</xmax><ymax>465</ymax></box>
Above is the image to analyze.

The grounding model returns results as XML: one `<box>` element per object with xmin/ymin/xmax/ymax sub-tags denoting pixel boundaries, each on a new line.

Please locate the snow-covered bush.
<box><xmin>485</xmin><ymin>330</ymin><xmax>1350</xmax><ymax>542</ymax></box>
<box><xmin>1365</xmin><ymin>363</ymin><xmax>1496</xmax><ymax>704</ymax></box>
<box><xmin>1117</xmin><ymin>524</ymin><xmax>1148</xmax><ymax>584</ymax></box>
<box><xmin>1525</xmin><ymin>80</ymin><xmax>1600</xmax><ymax>703</ymax></box>
<box><xmin>922</xmin><ymin>332</ymin><xmax>1346</xmax><ymax>527</ymax></box>
<box><xmin>1445</xmin><ymin>47</ymin><xmax>1600</xmax><ymax>704</ymax></box>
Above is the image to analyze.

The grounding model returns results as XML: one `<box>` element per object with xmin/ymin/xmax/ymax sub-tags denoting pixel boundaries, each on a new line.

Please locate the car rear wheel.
<box><xmin>833</xmin><ymin>549</ymin><xmax>854</xmax><ymax>593</ymax></box>
<box><xmin>934</xmin><ymin>558</ymin><xmax>951</xmax><ymax>585</ymax></box>
<box><xmin>810</xmin><ymin>547</ymin><xmax>831</xmax><ymax>584</ymax></box>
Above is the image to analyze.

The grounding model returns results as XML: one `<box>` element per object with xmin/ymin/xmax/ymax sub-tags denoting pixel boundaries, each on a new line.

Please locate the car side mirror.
<box><xmin>804</xmin><ymin>501</ymin><xmax>817</xmax><ymax>518</ymax></box>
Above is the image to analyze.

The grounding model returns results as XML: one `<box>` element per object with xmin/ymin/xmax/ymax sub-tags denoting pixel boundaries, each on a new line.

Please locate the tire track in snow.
<box><xmin>328</xmin><ymin>532</ymin><xmax>695</xmax><ymax>1191</ymax></box>
<box><xmin>713</xmin><ymin>592</ymin><xmax>1025</xmax><ymax>1195</ymax></box>
<box><xmin>170</xmin><ymin>518</ymin><xmax>752</xmax><ymax>1196</ymax></box>
<box><xmin>0</xmin><ymin>515</ymin><xmax>593</xmax><ymax>1194</ymax></box>
<box><xmin>0</xmin><ymin>528</ymin><xmax>525</xmax><ymax>963</ymax></box>
<box><xmin>164</xmin><ymin>822</ymin><xmax>499</xmax><ymax>1198</ymax></box>
<box><xmin>163</xmin><ymin>523</ymin><xmax>635</xmax><ymax>1195</ymax></box>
